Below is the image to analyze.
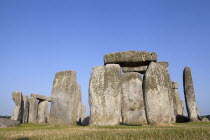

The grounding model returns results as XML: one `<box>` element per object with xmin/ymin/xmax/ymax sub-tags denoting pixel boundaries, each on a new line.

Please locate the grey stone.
<box><xmin>202</xmin><ymin>117</ymin><xmax>209</xmax><ymax>122</ymax></box>
<box><xmin>122</xmin><ymin>66</ymin><xmax>148</xmax><ymax>74</ymax></box>
<box><xmin>11</xmin><ymin>91</ymin><xmax>23</xmax><ymax>122</ymax></box>
<box><xmin>172</xmin><ymin>88</ymin><xmax>185</xmax><ymax>116</ymax></box>
<box><xmin>28</xmin><ymin>97</ymin><xmax>38</xmax><ymax>123</ymax></box>
<box><xmin>143</xmin><ymin>62</ymin><xmax>172</xmax><ymax>124</ymax></box>
<box><xmin>172</xmin><ymin>82</ymin><xmax>178</xmax><ymax>89</ymax></box>
<box><xmin>104</xmin><ymin>51</ymin><xmax>157</xmax><ymax>66</ymax></box>
<box><xmin>22</xmin><ymin>95</ymin><xmax>29</xmax><ymax>123</ymax></box>
<box><xmin>77</xmin><ymin>88</ymin><xmax>82</xmax><ymax>124</ymax></box>
<box><xmin>121</xmin><ymin>72</ymin><xmax>147</xmax><ymax>125</ymax></box>
<box><xmin>30</xmin><ymin>93</ymin><xmax>51</xmax><ymax>102</ymax></box>
<box><xmin>157</xmin><ymin>61</ymin><xmax>169</xmax><ymax>70</ymax></box>
<box><xmin>81</xmin><ymin>104</ymin><xmax>88</xmax><ymax>125</ymax></box>
<box><xmin>89</xmin><ymin>64</ymin><xmax>121</xmax><ymax>126</ymax></box>
<box><xmin>37</xmin><ymin>100</ymin><xmax>48</xmax><ymax>123</ymax></box>
<box><xmin>183</xmin><ymin>67</ymin><xmax>199</xmax><ymax>122</ymax></box>
<box><xmin>0</xmin><ymin>118</ymin><xmax>20</xmax><ymax>128</ymax></box>
<box><xmin>49</xmin><ymin>70</ymin><xmax>80</xmax><ymax>125</ymax></box>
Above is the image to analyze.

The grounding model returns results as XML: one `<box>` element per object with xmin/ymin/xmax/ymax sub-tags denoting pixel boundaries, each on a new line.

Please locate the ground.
<box><xmin>0</xmin><ymin>122</ymin><xmax>210</xmax><ymax>140</ymax></box>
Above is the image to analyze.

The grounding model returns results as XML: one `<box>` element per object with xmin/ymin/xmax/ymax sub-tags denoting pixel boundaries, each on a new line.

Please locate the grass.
<box><xmin>0</xmin><ymin>122</ymin><xmax>210</xmax><ymax>140</ymax></box>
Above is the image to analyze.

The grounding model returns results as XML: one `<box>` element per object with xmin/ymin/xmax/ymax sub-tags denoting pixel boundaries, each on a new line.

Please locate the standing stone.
<box><xmin>11</xmin><ymin>91</ymin><xmax>23</xmax><ymax>122</ymax></box>
<box><xmin>22</xmin><ymin>95</ymin><xmax>29</xmax><ymax>123</ymax></box>
<box><xmin>49</xmin><ymin>70</ymin><xmax>80</xmax><ymax>125</ymax></box>
<box><xmin>143</xmin><ymin>62</ymin><xmax>172</xmax><ymax>124</ymax></box>
<box><xmin>28</xmin><ymin>97</ymin><xmax>38</xmax><ymax>123</ymax></box>
<box><xmin>183</xmin><ymin>67</ymin><xmax>199</xmax><ymax>122</ymax></box>
<box><xmin>121</xmin><ymin>72</ymin><xmax>147</xmax><ymax>125</ymax></box>
<box><xmin>77</xmin><ymin>87</ymin><xmax>82</xmax><ymax>124</ymax></box>
<box><xmin>171</xmin><ymin>82</ymin><xmax>185</xmax><ymax>116</ymax></box>
<box><xmin>81</xmin><ymin>104</ymin><xmax>88</xmax><ymax>125</ymax></box>
<box><xmin>37</xmin><ymin>100</ymin><xmax>48</xmax><ymax>123</ymax></box>
<box><xmin>89</xmin><ymin>64</ymin><xmax>121</xmax><ymax>126</ymax></box>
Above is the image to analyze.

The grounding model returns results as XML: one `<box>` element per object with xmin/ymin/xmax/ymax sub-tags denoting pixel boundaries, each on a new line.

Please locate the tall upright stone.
<box><xmin>28</xmin><ymin>97</ymin><xmax>38</xmax><ymax>123</ymax></box>
<box><xmin>89</xmin><ymin>64</ymin><xmax>121</xmax><ymax>126</ymax></box>
<box><xmin>143</xmin><ymin>62</ymin><xmax>172</xmax><ymax>124</ymax></box>
<box><xmin>121</xmin><ymin>72</ymin><xmax>147</xmax><ymax>124</ymax></box>
<box><xmin>183</xmin><ymin>67</ymin><xmax>199</xmax><ymax>121</ymax></box>
<box><xmin>77</xmin><ymin>87</ymin><xmax>82</xmax><ymax>124</ymax></box>
<box><xmin>37</xmin><ymin>100</ymin><xmax>48</xmax><ymax>123</ymax></box>
<box><xmin>171</xmin><ymin>82</ymin><xmax>185</xmax><ymax>116</ymax></box>
<box><xmin>22</xmin><ymin>95</ymin><xmax>29</xmax><ymax>123</ymax></box>
<box><xmin>11</xmin><ymin>91</ymin><xmax>23</xmax><ymax>122</ymax></box>
<box><xmin>49</xmin><ymin>70</ymin><xmax>80</xmax><ymax>125</ymax></box>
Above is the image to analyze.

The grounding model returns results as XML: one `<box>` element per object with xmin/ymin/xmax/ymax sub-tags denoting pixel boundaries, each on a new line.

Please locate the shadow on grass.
<box><xmin>16</xmin><ymin>138</ymin><xmax>30</xmax><ymax>140</ymax></box>
<box><xmin>120</xmin><ymin>123</ymin><xmax>141</xmax><ymax>126</ymax></box>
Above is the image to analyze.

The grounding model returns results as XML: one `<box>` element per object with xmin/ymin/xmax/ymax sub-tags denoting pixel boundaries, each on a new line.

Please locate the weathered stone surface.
<box><xmin>89</xmin><ymin>64</ymin><xmax>121</xmax><ymax>126</ymax></box>
<box><xmin>28</xmin><ymin>97</ymin><xmax>38</xmax><ymax>123</ymax></box>
<box><xmin>143</xmin><ymin>62</ymin><xmax>172</xmax><ymax>124</ymax></box>
<box><xmin>122</xmin><ymin>66</ymin><xmax>148</xmax><ymax>74</ymax></box>
<box><xmin>202</xmin><ymin>117</ymin><xmax>209</xmax><ymax>122</ymax></box>
<box><xmin>172</xmin><ymin>82</ymin><xmax>178</xmax><ymax>89</ymax></box>
<box><xmin>77</xmin><ymin>88</ymin><xmax>82</xmax><ymax>124</ymax></box>
<box><xmin>11</xmin><ymin>91</ymin><xmax>23</xmax><ymax>122</ymax></box>
<box><xmin>121</xmin><ymin>72</ymin><xmax>147</xmax><ymax>125</ymax></box>
<box><xmin>22</xmin><ymin>95</ymin><xmax>29</xmax><ymax>123</ymax></box>
<box><xmin>49</xmin><ymin>70</ymin><xmax>80</xmax><ymax>125</ymax></box>
<box><xmin>157</xmin><ymin>61</ymin><xmax>168</xmax><ymax>70</ymax></box>
<box><xmin>30</xmin><ymin>93</ymin><xmax>51</xmax><ymax>102</ymax></box>
<box><xmin>104</xmin><ymin>51</ymin><xmax>157</xmax><ymax>66</ymax></box>
<box><xmin>0</xmin><ymin>118</ymin><xmax>20</xmax><ymax>128</ymax></box>
<box><xmin>37</xmin><ymin>100</ymin><xmax>48</xmax><ymax>123</ymax></box>
<box><xmin>81</xmin><ymin>104</ymin><xmax>87</xmax><ymax>125</ymax></box>
<box><xmin>172</xmin><ymin>88</ymin><xmax>185</xmax><ymax>116</ymax></box>
<box><xmin>183</xmin><ymin>67</ymin><xmax>199</xmax><ymax>122</ymax></box>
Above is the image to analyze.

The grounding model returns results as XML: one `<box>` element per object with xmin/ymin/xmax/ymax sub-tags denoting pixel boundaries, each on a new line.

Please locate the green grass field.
<box><xmin>0</xmin><ymin>122</ymin><xmax>210</xmax><ymax>140</ymax></box>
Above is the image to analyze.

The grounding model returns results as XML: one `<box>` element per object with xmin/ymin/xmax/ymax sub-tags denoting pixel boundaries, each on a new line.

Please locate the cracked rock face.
<box><xmin>104</xmin><ymin>51</ymin><xmax>157</xmax><ymax>66</ymax></box>
<box><xmin>143</xmin><ymin>62</ymin><xmax>172</xmax><ymax>124</ymax></box>
<box><xmin>121</xmin><ymin>72</ymin><xmax>147</xmax><ymax>125</ymax></box>
<box><xmin>49</xmin><ymin>70</ymin><xmax>80</xmax><ymax>125</ymax></box>
<box><xmin>11</xmin><ymin>91</ymin><xmax>23</xmax><ymax>122</ymax></box>
<box><xmin>89</xmin><ymin>64</ymin><xmax>121</xmax><ymax>126</ymax></box>
<box><xmin>183</xmin><ymin>67</ymin><xmax>199</xmax><ymax>122</ymax></box>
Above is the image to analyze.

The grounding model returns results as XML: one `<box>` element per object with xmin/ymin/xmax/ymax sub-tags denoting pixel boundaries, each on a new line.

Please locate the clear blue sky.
<box><xmin>0</xmin><ymin>0</ymin><xmax>210</xmax><ymax>116</ymax></box>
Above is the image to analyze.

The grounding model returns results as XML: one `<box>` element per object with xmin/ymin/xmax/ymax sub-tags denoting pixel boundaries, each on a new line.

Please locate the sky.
<box><xmin>0</xmin><ymin>0</ymin><xmax>210</xmax><ymax>116</ymax></box>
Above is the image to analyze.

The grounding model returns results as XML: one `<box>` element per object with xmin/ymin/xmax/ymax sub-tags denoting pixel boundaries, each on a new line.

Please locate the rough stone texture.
<box><xmin>49</xmin><ymin>70</ymin><xmax>80</xmax><ymax>125</ymax></box>
<box><xmin>202</xmin><ymin>117</ymin><xmax>209</xmax><ymax>122</ymax></box>
<box><xmin>104</xmin><ymin>51</ymin><xmax>157</xmax><ymax>66</ymax></box>
<box><xmin>143</xmin><ymin>62</ymin><xmax>172</xmax><ymax>124</ymax></box>
<box><xmin>0</xmin><ymin>118</ymin><xmax>20</xmax><ymax>128</ymax></box>
<box><xmin>28</xmin><ymin>97</ymin><xmax>38</xmax><ymax>123</ymax></box>
<box><xmin>11</xmin><ymin>91</ymin><xmax>23</xmax><ymax>122</ymax></box>
<box><xmin>81</xmin><ymin>104</ymin><xmax>87</xmax><ymax>125</ymax></box>
<box><xmin>89</xmin><ymin>64</ymin><xmax>121</xmax><ymax>126</ymax></box>
<box><xmin>171</xmin><ymin>82</ymin><xmax>185</xmax><ymax>117</ymax></box>
<box><xmin>157</xmin><ymin>61</ymin><xmax>169</xmax><ymax>70</ymax></box>
<box><xmin>37</xmin><ymin>100</ymin><xmax>48</xmax><ymax>123</ymax></box>
<box><xmin>22</xmin><ymin>95</ymin><xmax>29</xmax><ymax>123</ymax></box>
<box><xmin>122</xmin><ymin>66</ymin><xmax>148</xmax><ymax>74</ymax></box>
<box><xmin>77</xmin><ymin>88</ymin><xmax>82</xmax><ymax>124</ymax></box>
<box><xmin>30</xmin><ymin>93</ymin><xmax>51</xmax><ymax>102</ymax></box>
<box><xmin>121</xmin><ymin>72</ymin><xmax>147</xmax><ymax>125</ymax></box>
<box><xmin>183</xmin><ymin>67</ymin><xmax>199</xmax><ymax>122</ymax></box>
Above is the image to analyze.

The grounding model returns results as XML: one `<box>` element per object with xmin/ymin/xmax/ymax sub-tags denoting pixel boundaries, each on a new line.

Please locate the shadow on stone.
<box><xmin>176</xmin><ymin>115</ymin><xmax>189</xmax><ymax>123</ymax></box>
<box><xmin>120</xmin><ymin>123</ymin><xmax>141</xmax><ymax>126</ymax></box>
<box><xmin>81</xmin><ymin>116</ymin><xmax>90</xmax><ymax>126</ymax></box>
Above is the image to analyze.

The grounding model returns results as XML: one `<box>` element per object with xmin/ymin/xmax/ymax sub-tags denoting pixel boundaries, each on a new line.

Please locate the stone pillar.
<box><xmin>11</xmin><ymin>91</ymin><xmax>23</xmax><ymax>122</ymax></box>
<box><xmin>183</xmin><ymin>67</ymin><xmax>199</xmax><ymax>122</ymax></box>
<box><xmin>37</xmin><ymin>100</ymin><xmax>48</xmax><ymax>123</ymax></box>
<box><xmin>49</xmin><ymin>70</ymin><xmax>80</xmax><ymax>125</ymax></box>
<box><xmin>28</xmin><ymin>97</ymin><xmax>38</xmax><ymax>123</ymax></box>
<box><xmin>22</xmin><ymin>95</ymin><xmax>29</xmax><ymax>123</ymax></box>
<box><xmin>143</xmin><ymin>62</ymin><xmax>172</xmax><ymax>124</ymax></box>
<box><xmin>89</xmin><ymin>64</ymin><xmax>121</xmax><ymax>126</ymax></box>
<box><xmin>121</xmin><ymin>72</ymin><xmax>147</xmax><ymax>125</ymax></box>
<box><xmin>81</xmin><ymin>104</ymin><xmax>87</xmax><ymax>125</ymax></box>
